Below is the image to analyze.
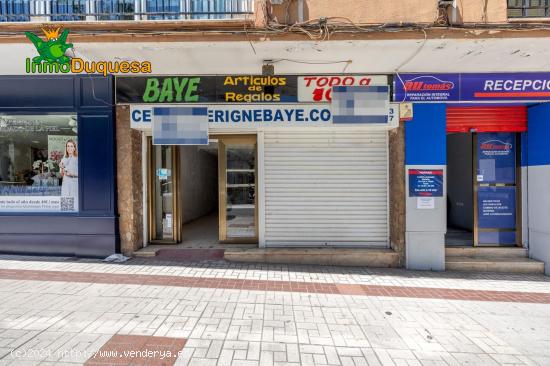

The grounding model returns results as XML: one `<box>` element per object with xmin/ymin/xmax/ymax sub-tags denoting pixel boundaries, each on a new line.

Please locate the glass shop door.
<box><xmin>148</xmin><ymin>138</ymin><xmax>180</xmax><ymax>243</ymax></box>
<box><xmin>474</xmin><ymin>132</ymin><xmax>521</xmax><ymax>246</ymax></box>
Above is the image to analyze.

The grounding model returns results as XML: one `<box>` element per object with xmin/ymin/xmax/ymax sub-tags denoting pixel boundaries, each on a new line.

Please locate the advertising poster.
<box><xmin>48</xmin><ymin>135</ymin><xmax>77</xmax><ymax>164</ymax></box>
<box><xmin>476</xmin><ymin>132</ymin><xmax>515</xmax><ymax>184</ymax></box>
<box><xmin>0</xmin><ymin>115</ymin><xmax>79</xmax><ymax>213</ymax></box>
<box><xmin>477</xmin><ymin>186</ymin><xmax>516</xmax><ymax>229</ymax></box>
<box><xmin>408</xmin><ymin>169</ymin><xmax>444</xmax><ymax>197</ymax></box>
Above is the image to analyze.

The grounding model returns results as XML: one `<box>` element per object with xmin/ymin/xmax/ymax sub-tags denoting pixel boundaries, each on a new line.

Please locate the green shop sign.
<box><xmin>116</xmin><ymin>75</ymin><xmax>299</xmax><ymax>104</ymax></box>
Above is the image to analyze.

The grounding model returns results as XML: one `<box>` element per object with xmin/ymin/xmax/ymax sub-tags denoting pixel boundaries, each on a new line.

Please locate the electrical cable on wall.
<box><xmin>69</xmin><ymin>47</ymin><xmax>114</xmax><ymax>107</ymax></box>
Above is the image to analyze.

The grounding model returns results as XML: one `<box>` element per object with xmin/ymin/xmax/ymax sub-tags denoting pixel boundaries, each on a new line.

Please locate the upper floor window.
<box><xmin>0</xmin><ymin>0</ymin><xmax>253</xmax><ymax>22</ymax></box>
<box><xmin>508</xmin><ymin>0</ymin><xmax>550</xmax><ymax>18</ymax></box>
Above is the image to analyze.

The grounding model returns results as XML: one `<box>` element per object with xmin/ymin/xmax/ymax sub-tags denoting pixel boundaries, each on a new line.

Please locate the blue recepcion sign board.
<box><xmin>477</xmin><ymin>186</ymin><xmax>516</xmax><ymax>229</ymax></box>
<box><xmin>477</xmin><ymin>132</ymin><xmax>516</xmax><ymax>184</ymax></box>
<box><xmin>408</xmin><ymin>169</ymin><xmax>444</xmax><ymax>197</ymax></box>
<box><xmin>394</xmin><ymin>73</ymin><xmax>550</xmax><ymax>102</ymax></box>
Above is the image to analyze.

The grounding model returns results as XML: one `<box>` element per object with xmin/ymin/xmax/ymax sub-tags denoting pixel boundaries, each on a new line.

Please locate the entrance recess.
<box><xmin>147</xmin><ymin>135</ymin><xmax>258</xmax><ymax>245</ymax></box>
<box><xmin>446</xmin><ymin>132</ymin><xmax>521</xmax><ymax>247</ymax></box>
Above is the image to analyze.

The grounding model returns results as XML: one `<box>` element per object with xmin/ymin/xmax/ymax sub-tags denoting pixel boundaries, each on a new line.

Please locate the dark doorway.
<box><xmin>446</xmin><ymin>133</ymin><xmax>474</xmax><ymax>246</ymax></box>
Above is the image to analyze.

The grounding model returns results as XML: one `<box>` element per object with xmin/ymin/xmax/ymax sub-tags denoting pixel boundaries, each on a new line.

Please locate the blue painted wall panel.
<box><xmin>521</xmin><ymin>132</ymin><xmax>528</xmax><ymax>167</ymax></box>
<box><xmin>528</xmin><ymin>103</ymin><xmax>550</xmax><ymax>166</ymax></box>
<box><xmin>405</xmin><ymin>104</ymin><xmax>447</xmax><ymax>166</ymax></box>
<box><xmin>79</xmin><ymin>113</ymin><xmax>115</xmax><ymax>215</ymax></box>
<box><xmin>0</xmin><ymin>76</ymin><xmax>76</xmax><ymax>109</ymax></box>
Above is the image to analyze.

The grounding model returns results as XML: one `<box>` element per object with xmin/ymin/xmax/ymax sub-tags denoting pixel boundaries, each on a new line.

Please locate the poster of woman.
<box><xmin>60</xmin><ymin>139</ymin><xmax>78</xmax><ymax>211</ymax></box>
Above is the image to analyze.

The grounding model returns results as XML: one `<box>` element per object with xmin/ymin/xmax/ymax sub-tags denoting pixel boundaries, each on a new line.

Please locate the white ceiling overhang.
<box><xmin>1</xmin><ymin>37</ymin><xmax>548</xmax><ymax>75</ymax></box>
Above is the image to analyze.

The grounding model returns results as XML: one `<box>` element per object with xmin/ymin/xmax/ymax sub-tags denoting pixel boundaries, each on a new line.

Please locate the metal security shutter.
<box><xmin>447</xmin><ymin>106</ymin><xmax>527</xmax><ymax>133</ymax></box>
<box><xmin>264</xmin><ymin>130</ymin><xmax>389</xmax><ymax>247</ymax></box>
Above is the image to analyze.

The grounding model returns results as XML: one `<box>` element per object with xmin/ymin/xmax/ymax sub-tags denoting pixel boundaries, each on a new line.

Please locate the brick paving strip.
<box><xmin>84</xmin><ymin>334</ymin><xmax>186</xmax><ymax>366</ymax></box>
<box><xmin>0</xmin><ymin>268</ymin><xmax>549</xmax><ymax>304</ymax></box>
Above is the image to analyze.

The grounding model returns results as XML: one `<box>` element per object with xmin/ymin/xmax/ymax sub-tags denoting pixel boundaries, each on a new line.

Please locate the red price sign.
<box><xmin>298</xmin><ymin>75</ymin><xmax>388</xmax><ymax>102</ymax></box>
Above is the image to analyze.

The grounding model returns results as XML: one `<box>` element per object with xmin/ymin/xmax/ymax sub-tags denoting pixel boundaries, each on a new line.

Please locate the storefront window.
<box><xmin>0</xmin><ymin>114</ymin><xmax>79</xmax><ymax>213</ymax></box>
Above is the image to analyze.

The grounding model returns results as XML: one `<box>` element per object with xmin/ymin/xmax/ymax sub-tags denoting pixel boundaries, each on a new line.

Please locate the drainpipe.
<box><xmin>297</xmin><ymin>0</ymin><xmax>304</xmax><ymax>22</ymax></box>
<box><xmin>451</xmin><ymin>0</ymin><xmax>457</xmax><ymax>24</ymax></box>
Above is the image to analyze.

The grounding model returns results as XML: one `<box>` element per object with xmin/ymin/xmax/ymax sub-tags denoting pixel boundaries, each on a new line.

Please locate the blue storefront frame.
<box><xmin>0</xmin><ymin>75</ymin><xmax>119</xmax><ymax>257</ymax></box>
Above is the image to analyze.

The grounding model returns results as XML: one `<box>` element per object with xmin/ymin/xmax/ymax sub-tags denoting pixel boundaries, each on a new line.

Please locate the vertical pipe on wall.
<box><xmin>451</xmin><ymin>0</ymin><xmax>457</xmax><ymax>24</ymax></box>
<box><xmin>258</xmin><ymin>131</ymin><xmax>266</xmax><ymax>248</ymax></box>
<box><xmin>142</xmin><ymin>132</ymin><xmax>149</xmax><ymax>247</ymax></box>
<box><xmin>297</xmin><ymin>0</ymin><xmax>303</xmax><ymax>22</ymax></box>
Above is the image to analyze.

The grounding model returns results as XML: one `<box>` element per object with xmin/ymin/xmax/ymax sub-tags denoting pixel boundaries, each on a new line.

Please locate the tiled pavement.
<box><xmin>0</xmin><ymin>255</ymin><xmax>549</xmax><ymax>365</ymax></box>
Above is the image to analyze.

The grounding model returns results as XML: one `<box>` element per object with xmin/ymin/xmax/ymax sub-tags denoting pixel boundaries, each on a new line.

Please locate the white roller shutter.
<box><xmin>264</xmin><ymin>130</ymin><xmax>389</xmax><ymax>247</ymax></box>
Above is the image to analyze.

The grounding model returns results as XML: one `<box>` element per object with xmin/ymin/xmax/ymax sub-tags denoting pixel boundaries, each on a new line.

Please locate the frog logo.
<box><xmin>24</xmin><ymin>26</ymin><xmax>152</xmax><ymax>76</ymax></box>
<box><xmin>25</xmin><ymin>26</ymin><xmax>73</xmax><ymax>65</ymax></box>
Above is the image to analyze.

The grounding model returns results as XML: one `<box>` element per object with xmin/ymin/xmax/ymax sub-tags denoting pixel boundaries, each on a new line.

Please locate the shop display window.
<box><xmin>0</xmin><ymin>114</ymin><xmax>79</xmax><ymax>213</ymax></box>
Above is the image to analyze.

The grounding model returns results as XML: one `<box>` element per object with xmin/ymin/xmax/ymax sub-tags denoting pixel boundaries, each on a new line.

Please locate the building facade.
<box><xmin>0</xmin><ymin>0</ymin><xmax>549</xmax><ymax>274</ymax></box>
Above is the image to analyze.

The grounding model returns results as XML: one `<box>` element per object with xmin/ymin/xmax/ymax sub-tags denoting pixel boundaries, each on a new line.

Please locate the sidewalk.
<box><xmin>0</xmin><ymin>255</ymin><xmax>549</xmax><ymax>365</ymax></box>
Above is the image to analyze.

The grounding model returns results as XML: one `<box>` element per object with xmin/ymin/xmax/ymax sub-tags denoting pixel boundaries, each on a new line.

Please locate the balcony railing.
<box><xmin>508</xmin><ymin>0</ymin><xmax>550</xmax><ymax>18</ymax></box>
<box><xmin>0</xmin><ymin>0</ymin><xmax>253</xmax><ymax>21</ymax></box>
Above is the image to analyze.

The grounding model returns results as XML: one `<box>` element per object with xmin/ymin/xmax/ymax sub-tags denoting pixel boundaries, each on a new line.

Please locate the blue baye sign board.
<box><xmin>409</xmin><ymin>169</ymin><xmax>444</xmax><ymax>197</ymax></box>
<box><xmin>395</xmin><ymin>73</ymin><xmax>550</xmax><ymax>102</ymax></box>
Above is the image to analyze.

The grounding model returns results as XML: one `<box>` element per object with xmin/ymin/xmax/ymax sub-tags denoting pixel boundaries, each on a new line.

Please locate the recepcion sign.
<box><xmin>408</xmin><ymin>169</ymin><xmax>444</xmax><ymax>197</ymax></box>
<box><xmin>394</xmin><ymin>73</ymin><xmax>550</xmax><ymax>102</ymax></box>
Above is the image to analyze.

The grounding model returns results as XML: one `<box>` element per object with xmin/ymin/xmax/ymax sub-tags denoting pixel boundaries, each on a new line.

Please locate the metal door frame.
<box><xmin>147</xmin><ymin>137</ymin><xmax>181</xmax><ymax>244</ymax></box>
<box><xmin>217</xmin><ymin>134</ymin><xmax>259</xmax><ymax>244</ymax></box>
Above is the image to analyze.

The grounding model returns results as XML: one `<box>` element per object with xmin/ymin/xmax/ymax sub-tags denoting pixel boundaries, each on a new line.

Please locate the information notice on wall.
<box><xmin>408</xmin><ymin>169</ymin><xmax>444</xmax><ymax>197</ymax></box>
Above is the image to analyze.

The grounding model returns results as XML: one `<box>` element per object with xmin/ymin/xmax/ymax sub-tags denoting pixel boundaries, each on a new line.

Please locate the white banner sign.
<box><xmin>0</xmin><ymin>196</ymin><xmax>73</xmax><ymax>212</ymax></box>
<box><xmin>131</xmin><ymin>103</ymin><xmax>399</xmax><ymax>131</ymax></box>
<box><xmin>298</xmin><ymin>75</ymin><xmax>388</xmax><ymax>102</ymax></box>
<box><xmin>131</xmin><ymin>104</ymin><xmax>333</xmax><ymax>130</ymax></box>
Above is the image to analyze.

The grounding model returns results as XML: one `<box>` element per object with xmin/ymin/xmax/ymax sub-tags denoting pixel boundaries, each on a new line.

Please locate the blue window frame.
<box><xmin>96</xmin><ymin>0</ymin><xmax>135</xmax><ymax>20</ymax></box>
<box><xmin>0</xmin><ymin>0</ymin><xmax>30</xmax><ymax>22</ymax></box>
<box><xmin>191</xmin><ymin>0</ymin><xmax>229</xmax><ymax>19</ymax></box>
<box><xmin>146</xmin><ymin>0</ymin><xmax>180</xmax><ymax>20</ymax></box>
<box><xmin>50</xmin><ymin>0</ymin><xmax>87</xmax><ymax>21</ymax></box>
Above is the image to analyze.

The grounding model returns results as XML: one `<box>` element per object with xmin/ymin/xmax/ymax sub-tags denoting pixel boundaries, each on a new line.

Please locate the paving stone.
<box><xmin>0</xmin><ymin>256</ymin><xmax>549</xmax><ymax>366</ymax></box>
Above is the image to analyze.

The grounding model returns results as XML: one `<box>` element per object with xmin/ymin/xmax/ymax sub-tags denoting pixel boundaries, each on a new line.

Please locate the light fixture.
<box><xmin>68</xmin><ymin>116</ymin><xmax>77</xmax><ymax>127</ymax></box>
<box><xmin>262</xmin><ymin>60</ymin><xmax>275</xmax><ymax>76</ymax></box>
